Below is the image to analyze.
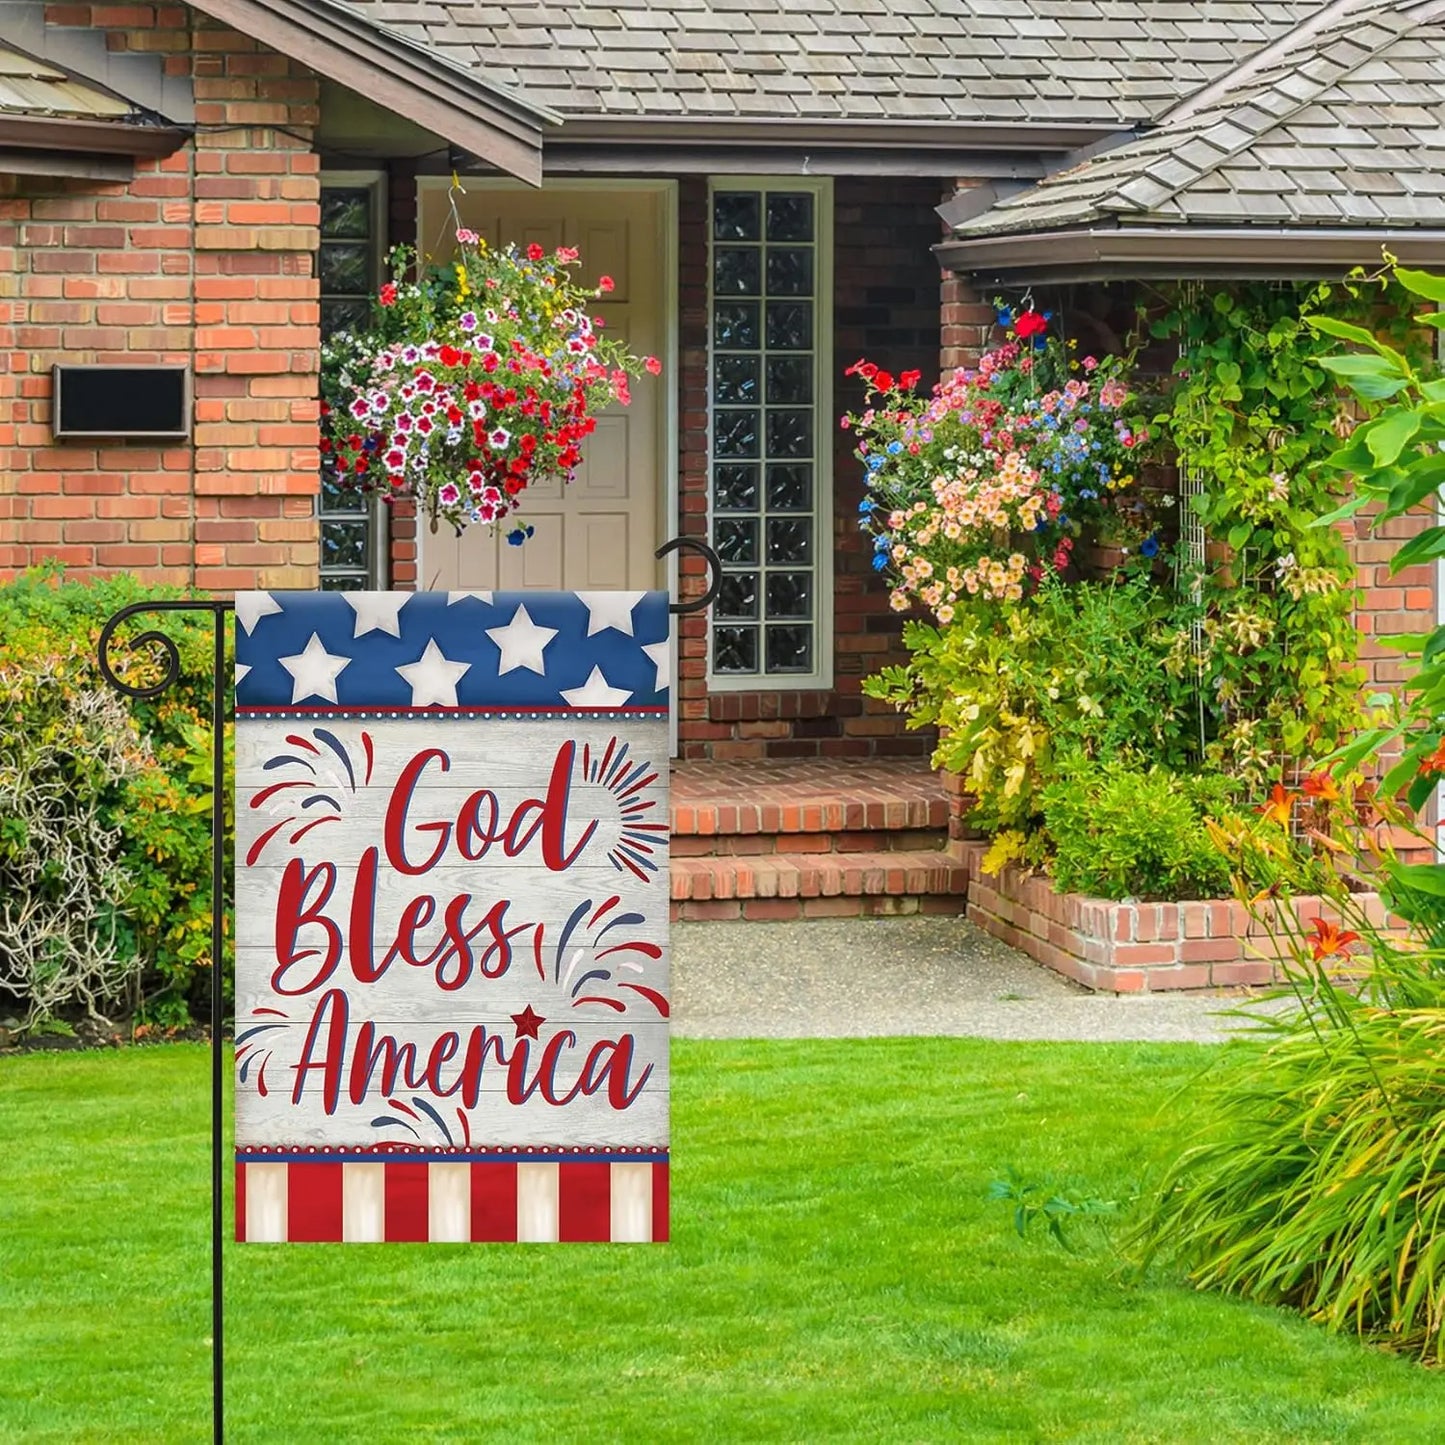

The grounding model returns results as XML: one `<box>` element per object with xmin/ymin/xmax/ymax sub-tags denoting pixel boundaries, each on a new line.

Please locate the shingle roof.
<box><xmin>950</xmin><ymin>0</ymin><xmax>1445</xmax><ymax>236</ymax></box>
<box><xmin>0</xmin><ymin>42</ymin><xmax>135</xmax><ymax>120</ymax></box>
<box><xmin>336</xmin><ymin>0</ymin><xmax>1326</xmax><ymax>124</ymax></box>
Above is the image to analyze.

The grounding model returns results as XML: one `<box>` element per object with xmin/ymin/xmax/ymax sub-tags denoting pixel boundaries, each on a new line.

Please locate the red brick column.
<box><xmin>0</xmin><ymin>4</ymin><xmax>320</xmax><ymax>591</ymax></box>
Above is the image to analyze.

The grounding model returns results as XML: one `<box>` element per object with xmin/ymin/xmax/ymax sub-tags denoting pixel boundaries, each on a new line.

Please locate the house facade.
<box><xmin>2</xmin><ymin>0</ymin><xmax>1441</xmax><ymax>764</ymax></box>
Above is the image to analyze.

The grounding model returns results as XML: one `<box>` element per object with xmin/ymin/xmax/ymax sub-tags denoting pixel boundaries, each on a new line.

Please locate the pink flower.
<box><xmin>438</xmin><ymin>483</ymin><xmax>460</xmax><ymax>505</ymax></box>
<box><xmin>455</xmin><ymin>228</ymin><xmax>479</xmax><ymax>245</ymax></box>
<box><xmin>555</xmin><ymin>246</ymin><xmax>579</xmax><ymax>263</ymax></box>
<box><xmin>644</xmin><ymin>355</ymin><xmax>662</xmax><ymax>376</ymax></box>
<box><xmin>598</xmin><ymin>275</ymin><xmax>615</xmax><ymax>293</ymax></box>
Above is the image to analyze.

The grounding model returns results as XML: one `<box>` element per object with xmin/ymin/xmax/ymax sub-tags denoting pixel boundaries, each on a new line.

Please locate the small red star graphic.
<box><xmin>511</xmin><ymin>1005</ymin><xmax>545</xmax><ymax>1040</ymax></box>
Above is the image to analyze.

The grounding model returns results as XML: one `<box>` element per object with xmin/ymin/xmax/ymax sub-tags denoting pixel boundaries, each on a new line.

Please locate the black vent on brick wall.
<box><xmin>52</xmin><ymin>365</ymin><xmax>191</xmax><ymax>440</ymax></box>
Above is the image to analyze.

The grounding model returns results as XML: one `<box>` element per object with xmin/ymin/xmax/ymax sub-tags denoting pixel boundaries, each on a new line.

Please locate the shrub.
<box><xmin>1039</xmin><ymin>759</ymin><xmax>1238</xmax><ymax>902</ymax></box>
<box><xmin>0</xmin><ymin>651</ymin><xmax>142</xmax><ymax>1024</ymax></box>
<box><xmin>0</xmin><ymin>567</ymin><xmax>229</xmax><ymax>1025</ymax></box>
<box><xmin>865</xmin><ymin>573</ymin><xmax>1195</xmax><ymax>830</ymax></box>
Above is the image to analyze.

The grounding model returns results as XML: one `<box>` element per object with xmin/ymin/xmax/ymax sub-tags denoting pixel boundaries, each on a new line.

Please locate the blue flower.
<box><xmin>506</xmin><ymin>525</ymin><xmax>535</xmax><ymax>547</ymax></box>
<box><xmin>1081</xmin><ymin>488</ymin><xmax>1098</xmax><ymax>500</ymax></box>
<box><xmin>885</xmin><ymin>440</ymin><xmax>903</xmax><ymax>456</ymax></box>
<box><xmin>858</xmin><ymin>497</ymin><xmax>874</xmax><ymax>514</ymax></box>
<box><xmin>874</xmin><ymin>534</ymin><xmax>890</xmax><ymax>552</ymax></box>
<box><xmin>871</xmin><ymin>552</ymin><xmax>890</xmax><ymax>571</ymax></box>
<box><xmin>867</xmin><ymin>455</ymin><xmax>885</xmax><ymax>472</ymax></box>
<box><xmin>1141</xmin><ymin>535</ymin><xmax>1160</xmax><ymax>558</ymax></box>
<box><xmin>996</xmin><ymin>306</ymin><xmax>1013</xmax><ymax>326</ymax></box>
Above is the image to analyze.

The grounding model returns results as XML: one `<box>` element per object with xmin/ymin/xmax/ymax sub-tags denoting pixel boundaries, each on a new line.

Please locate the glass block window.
<box><xmin>318</xmin><ymin>176</ymin><xmax>386</xmax><ymax>590</ymax></box>
<box><xmin>708</xmin><ymin>184</ymin><xmax>828</xmax><ymax>682</ymax></box>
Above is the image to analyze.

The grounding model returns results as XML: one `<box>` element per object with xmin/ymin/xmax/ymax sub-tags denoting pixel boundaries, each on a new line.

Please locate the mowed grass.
<box><xmin>2</xmin><ymin>1040</ymin><xmax>1442</xmax><ymax>1444</ymax></box>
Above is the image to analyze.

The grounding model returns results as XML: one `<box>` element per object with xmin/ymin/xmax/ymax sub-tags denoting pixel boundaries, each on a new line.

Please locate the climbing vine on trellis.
<box><xmin>1150</xmin><ymin>280</ymin><xmax>1423</xmax><ymax>781</ymax></box>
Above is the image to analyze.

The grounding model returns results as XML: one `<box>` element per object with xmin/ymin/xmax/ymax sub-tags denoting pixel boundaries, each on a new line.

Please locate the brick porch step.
<box><xmin>668</xmin><ymin>760</ymin><xmax>964</xmax><ymax>920</ymax></box>
<box><xmin>670</xmin><ymin>759</ymin><xmax>948</xmax><ymax>839</ymax></box>
<box><xmin>671</xmin><ymin>850</ymin><xmax>969</xmax><ymax>922</ymax></box>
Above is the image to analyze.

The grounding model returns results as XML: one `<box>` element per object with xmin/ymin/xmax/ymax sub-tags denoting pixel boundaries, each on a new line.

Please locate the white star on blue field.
<box><xmin>234</xmin><ymin>591</ymin><xmax>671</xmax><ymax>710</ymax></box>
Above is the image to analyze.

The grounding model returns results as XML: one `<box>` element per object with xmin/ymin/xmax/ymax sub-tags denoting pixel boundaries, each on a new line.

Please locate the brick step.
<box><xmin>670</xmin><ymin>849</ymin><xmax>968</xmax><ymax>924</ymax></box>
<box><xmin>672</xmin><ymin>849</ymin><xmax>968</xmax><ymax>903</ymax></box>
<box><xmin>671</xmin><ymin>760</ymin><xmax>947</xmax><ymax>839</ymax></box>
<box><xmin>671</xmin><ymin>827</ymin><xmax>945</xmax><ymax>857</ymax></box>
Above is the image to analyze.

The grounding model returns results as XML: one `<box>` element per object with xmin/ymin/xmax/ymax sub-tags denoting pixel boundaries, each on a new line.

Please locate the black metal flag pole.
<box><xmin>98</xmin><ymin>598</ymin><xmax>233</xmax><ymax>1445</ymax></box>
<box><xmin>91</xmin><ymin>539</ymin><xmax>718</xmax><ymax>1444</ymax></box>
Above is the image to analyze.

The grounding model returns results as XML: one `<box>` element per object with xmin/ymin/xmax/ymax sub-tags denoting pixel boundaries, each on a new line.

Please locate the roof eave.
<box><xmin>551</xmin><ymin>118</ymin><xmax>1133</xmax><ymax>153</ymax></box>
<box><xmin>935</xmin><ymin>225</ymin><xmax>1445</xmax><ymax>282</ymax></box>
<box><xmin>184</xmin><ymin>0</ymin><xmax>559</xmax><ymax>185</ymax></box>
<box><xmin>0</xmin><ymin>112</ymin><xmax>186</xmax><ymax>158</ymax></box>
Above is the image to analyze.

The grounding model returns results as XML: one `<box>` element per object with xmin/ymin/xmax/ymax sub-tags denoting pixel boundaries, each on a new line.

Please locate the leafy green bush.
<box><xmin>0</xmin><ymin>566</ymin><xmax>230</xmax><ymax>1025</ymax></box>
<box><xmin>1039</xmin><ymin>759</ymin><xmax>1239</xmax><ymax>902</ymax></box>
<box><xmin>865</xmin><ymin>573</ymin><xmax>1196</xmax><ymax>831</ymax></box>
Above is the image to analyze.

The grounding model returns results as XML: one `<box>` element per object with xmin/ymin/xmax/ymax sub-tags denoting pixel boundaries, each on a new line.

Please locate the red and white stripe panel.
<box><xmin>236</xmin><ymin>1159</ymin><xmax>669</xmax><ymax>1243</ymax></box>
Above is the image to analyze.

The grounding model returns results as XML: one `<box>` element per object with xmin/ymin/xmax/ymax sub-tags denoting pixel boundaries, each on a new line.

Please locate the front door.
<box><xmin>417</xmin><ymin>184</ymin><xmax>668</xmax><ymax>593</ymax></box>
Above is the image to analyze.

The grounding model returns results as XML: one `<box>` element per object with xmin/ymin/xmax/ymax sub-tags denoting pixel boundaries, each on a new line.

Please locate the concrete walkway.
<box><xmin>674</xmin><ymin>915</ymin><xmax>1294</xmax><ymax>1043</ymax></box>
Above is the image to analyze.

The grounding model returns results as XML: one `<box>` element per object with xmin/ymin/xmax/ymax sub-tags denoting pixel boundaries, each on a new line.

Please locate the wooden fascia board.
<box><xmin>184</xmin><ymin>0</ymin><xmax>554</xmax><ymax>185</ymax></box>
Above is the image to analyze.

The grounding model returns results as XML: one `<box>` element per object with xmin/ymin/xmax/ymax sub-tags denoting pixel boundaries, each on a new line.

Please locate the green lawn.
<box><xmin>2</xmin><ymin>1039</ymin><xmax>1441</xmax><ymax>1444</ymax></box>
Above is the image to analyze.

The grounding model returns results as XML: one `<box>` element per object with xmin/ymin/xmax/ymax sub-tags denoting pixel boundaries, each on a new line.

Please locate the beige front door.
<box><xmin>417</xmin><ymin>184</ymin><xmax>668</xmax><ymax>593</ymax></box>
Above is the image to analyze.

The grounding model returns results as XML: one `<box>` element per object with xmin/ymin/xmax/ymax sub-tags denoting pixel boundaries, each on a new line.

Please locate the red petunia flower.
<box><xmin>900</xmin><ymin>370</ymin><xmax>923</xmax><ymax>390</ymax></box>
<box><xmin>1013</xmin><ymin>310</ymin><xmax>1047</xmax><ymax>338</ymax></box>
<box><xmin>598</xmin><ymin>275</ymin><xmax>615</xmax><ymax>293</ymax></box>
<box><xmin>644</xmin><ymin>355</ymin><xmax>662</xmax><ymax>376</ymax></box>
<box><xmin>526</xmin><ymin>242</ymin><xmax>545</xmax><ymax>261</ymax></box>
<box><xmin>379</xmin><ymin>282</ymin><xmax>397</xmax><ymax>307</ymax></box>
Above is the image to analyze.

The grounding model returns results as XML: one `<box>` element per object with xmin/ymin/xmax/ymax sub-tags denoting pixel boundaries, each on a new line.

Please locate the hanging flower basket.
<box><xmin>320</xmin><ymin>227</ymin><xmax>660</xmax><ymax>538</ymax></box>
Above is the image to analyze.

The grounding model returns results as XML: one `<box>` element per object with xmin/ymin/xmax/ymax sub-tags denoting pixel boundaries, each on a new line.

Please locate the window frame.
<box><xmin>318</xmin><ymin>168</ymin><xmax>390</xmax><ymax>591</ymax></box>
<box><xmin>705</xmin><ymin>176</ymin><xmax>834</xmax><ymax>691</ymax></box>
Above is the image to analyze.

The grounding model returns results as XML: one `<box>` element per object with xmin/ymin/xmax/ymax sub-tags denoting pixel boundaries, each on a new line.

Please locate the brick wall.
<box><xmin>0</xmin><ymin>5</ymin><xmax>321</xmax><ymax>590</ymax></box>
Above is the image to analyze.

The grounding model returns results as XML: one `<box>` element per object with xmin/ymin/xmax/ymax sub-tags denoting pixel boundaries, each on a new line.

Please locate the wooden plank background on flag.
<box><xmin>233</xmin><ymin>590</ymin><xmax>670</xmax><ymax>1243</ymax></box>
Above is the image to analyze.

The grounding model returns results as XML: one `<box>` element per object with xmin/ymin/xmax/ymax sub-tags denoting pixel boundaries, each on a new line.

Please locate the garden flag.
<box><xmin>234</xmin><ymin>590</ymin><xmax>670</xmax><ymax>1243</ymax></box>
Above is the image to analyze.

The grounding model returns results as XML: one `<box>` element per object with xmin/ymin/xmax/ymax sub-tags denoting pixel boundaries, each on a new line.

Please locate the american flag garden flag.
<box><xmin>233</xmin><ymin>590</ymin><xmax>670</xmax><ymax>1243</ymax></box>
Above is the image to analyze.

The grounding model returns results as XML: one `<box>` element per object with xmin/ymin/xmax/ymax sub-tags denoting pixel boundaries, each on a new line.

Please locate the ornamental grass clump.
<box><xmin>322</xmin><ymin>223</ymin><xmax>658</xmax><ymax>536</ymax></box>
<box><xmin>1135</xmin><ymin>948</ymin><xmax>1445</xmax><ymax>1362</ymax></box>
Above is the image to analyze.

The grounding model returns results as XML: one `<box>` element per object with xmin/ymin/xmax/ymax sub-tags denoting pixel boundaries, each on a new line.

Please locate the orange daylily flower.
<box><xmin>1307</xmin><ymin>916</ymin><xmax>1360</xmax><ymax>962</ymax></box>
<box><xmin>1258</xmin><ymin>783</ymin><xmax>1299</xmax><ymax>827</ymax></box>
<box><xmin>1301</xmin><ymin>771</ymin><xmax>1340</xmax><ymax>803</ymax></box>
<box><xmin>1418</xmin><ymin>739</ymin><xmax>1445</xmax><ymax>777</ymax></box>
